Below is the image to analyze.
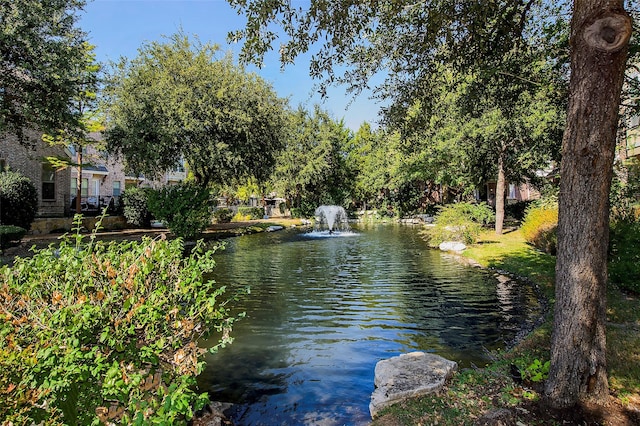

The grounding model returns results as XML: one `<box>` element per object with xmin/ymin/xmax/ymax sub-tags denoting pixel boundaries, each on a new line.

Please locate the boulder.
<box><xmin>265</xmin><ymin>225</ymin><xmax>284</xmax><ymax>232</ymax></box>
<box><xmin>370</xmin><ymin>352</ymin><xmax>457</xmax><ymax>418</ymax></box>
<box><xmin>439</xmin><ymin>241</ymin><xmax>467</xmax><ymax>252</ymax></box>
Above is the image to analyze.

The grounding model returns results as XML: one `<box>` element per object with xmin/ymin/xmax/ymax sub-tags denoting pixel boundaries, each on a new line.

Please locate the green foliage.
<box><xmin>213</xmin><ymin>208</ymin><xmax>234</xmax><ymax>223</ymax></box>
<box><xmin>0</xmin><ymin>0</ymin><xmax>88</xmax><ymax>145</ymax></box>
<box><xmin>0</xmin><ymin>170</ymin><xmax>38</xmax><ymax>230</ymax></box>
<box><xmin>505</xmin><ymin>200</ymin><xmax>534</xmax><ymax>222</ymax></box>
<box><xmin>104</xmin><ymin>32</ymin><xmax>286</xmax><ymax>187</ymax></box>
<box><xmin>517</xmin><ymin>359</ymin><xmax>551</xmax><ymax>383</ymax></box>
<box><xmin>122</xmin><ymin>187</ymin><xmax>152</xmax><ymax>228</ymax></box>
<box><xmin>237</xmin><ymin>206</ymin><xmax>264</xmax><ymax>220</ymax></box>
<box><xmin>520</xmin><ymin>202</ymin><xmax>558</xmax><ymax>255</ymax></box>
<box><xmin>232</xmin><ymin>212</ymin><xmax>251</xmax><ymax>222</ymax></box>
<box><xmin>422</xmin><ymin>202</ymin><xmax>494</xmax><ymax>246</ymax></box>
<box><xmin>271</xmin><ymin>106</ymin><xmax>354</xmax><ymax>211</ymax></box>
<box><xmin>610</xmin><ymin>158</ymin><xmax>640</xmax><ymax>224</ymax></box>
<box><xmin>147</xmin><ymin>183</ymin><xmax>212</xmax><ymax>240</ymax></box>
<box><xmin>609</xmin><ymin>222</ymin><xmax>640</xmax><ymax>294</ymax></box>
<box><xmin>0</xmin><ymin>225</ymin><xmax>26</xmax><ymax>249</ymax></box>
<box><xmin>0</xmin><ymin>216</ymin><xmax>239</xmax><ymax>425</ymax></box>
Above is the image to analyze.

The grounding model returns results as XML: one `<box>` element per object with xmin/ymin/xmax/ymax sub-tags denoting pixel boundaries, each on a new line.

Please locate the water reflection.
<box><xmin>198</xmin><ymin>224</ymin><xmax>542</xmax><ymax>425</ymax></box>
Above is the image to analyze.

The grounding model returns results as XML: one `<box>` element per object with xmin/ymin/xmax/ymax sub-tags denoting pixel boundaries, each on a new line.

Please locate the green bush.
<box><xmin>520</xmin><ymin>202</ymin><xmax>558</xmax><ymax>255</ymax></box>
<box><xmin>232</xmin><ymin>211</ymin><xmax>251</xmax><ymax>222</ymax></box>
<box><xmin>147</xmin><ymin>183</ymin><xmax>212</xmax><ymax>240</ymax></box>
<box><xmin>609</xmin><ymin>222</ymin><xmax>640</xmax><ymax>294</ymax></box>
<box><xmin>0</xmin><ymin>225</ymin><xmax>26</xmax><ymax>249</ymax></box>
<box><xmin>237</xmin><ymin>206</ymin><xmax>263</xmax><ymax>220</ymax></box>
<box><xmin>122</xmin><ymin>187</ymin><xmax>152</xmax><ymax>228</ymax></box>
<box><xmin>213</xmin><ymin>208</ymin><xmax>233</xmax><ymax>223</ymax></box>
<box><xmin>610</xmin><ymin>158</ymin><xmax>640</xmax><ymax>224</ymax></box>
<box><xmin>0</xmin><ymin>216</ymin><xmax>239</xmax><ymax>425</ymax></box>
<box><xmin>505</xmin><ymin>200</ymin><xmax>534</xmax><ymax>222</ymax></box>
<box><xmin>422</xmin><ymin>202</ymin><xmax>494</xmax><ymax>247</ymax></box>
<box><xmin>0</xmin><ymin>170</ymin><xmax>38</xmax><ymax>230</ymax></box>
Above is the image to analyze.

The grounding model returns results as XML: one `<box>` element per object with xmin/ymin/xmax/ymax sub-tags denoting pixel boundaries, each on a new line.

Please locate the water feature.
<box><xmin>198</xmin><ymin>224</ymin><xmax>542</xmax><ymax>425</ymax></box>
<box><xmin>313</xmin><ymin>205</ymin><xmax>350</xmax><ymax>234</ymax></box>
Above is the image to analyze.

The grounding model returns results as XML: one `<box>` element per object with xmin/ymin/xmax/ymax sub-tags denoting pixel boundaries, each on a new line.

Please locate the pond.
<box><xmin>198</xmin><ymin>224</ymin><xmax>542</xmax><ymax>425</ymax></box>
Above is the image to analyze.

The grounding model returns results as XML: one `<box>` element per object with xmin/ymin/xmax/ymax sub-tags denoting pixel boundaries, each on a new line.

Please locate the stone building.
<box><xmin>1</xmin><ymin>130</ymin><xmax>71</xmax><ymax>217</ymax></box>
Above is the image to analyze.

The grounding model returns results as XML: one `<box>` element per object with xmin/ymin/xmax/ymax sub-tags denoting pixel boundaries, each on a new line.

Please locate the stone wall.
<box><xmin>30</xmin><ymin>215</ymin><xmax>128</xmax><ymax>235</ymax></box>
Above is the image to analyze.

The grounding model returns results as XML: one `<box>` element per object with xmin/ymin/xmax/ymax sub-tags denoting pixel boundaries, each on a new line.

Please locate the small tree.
<box><xmin>122</xmin><ymin>187</ymin><xmax>152</xmax><ymax>228</ymax></box>
<box><xmin>0</xmin><ymin>170</ymin><xmax>38</xmax><ymax>230</ymax></box>
<box><xmin>147</xmin><ymin>183</ymin><xmax>212</xmax><ymax>240</ymax></box>
<box><xmin>42</xmin><ymin>43</ymin><xmax>103</xmax><ymax>214</ymax></box>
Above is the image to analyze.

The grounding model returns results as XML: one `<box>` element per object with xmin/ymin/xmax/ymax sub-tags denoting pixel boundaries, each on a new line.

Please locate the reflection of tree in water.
<box><xmin>199</xmin><ymin>226</ymin><xmax>542</xmax><ymax>424</ymax></box>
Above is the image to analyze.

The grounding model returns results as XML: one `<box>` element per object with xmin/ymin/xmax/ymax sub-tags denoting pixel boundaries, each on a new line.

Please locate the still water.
<box><xmin>198</xmin><ymin>224</ymin><xmax>542</xmax><ymax>425</ymax></box>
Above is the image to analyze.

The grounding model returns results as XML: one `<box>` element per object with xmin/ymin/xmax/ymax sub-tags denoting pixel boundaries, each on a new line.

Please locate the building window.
<box><xmin>508</xmin><ymin>184</ymin><xmax>517</xmax><ymax>199</ymax></box>
<box><xmin>113</xmin><ymin>181</ymin><xmax>121</xmax><ymax>196</ymax></box>
<box><xmin>72</xmin><ymin>178</ymin><xmax>89</xmax><ymax>197</ymax></box>
<box><xmin>41</xmin><ymin>164</ymin><xmax>56</xmax><ymax>200</ymax></box>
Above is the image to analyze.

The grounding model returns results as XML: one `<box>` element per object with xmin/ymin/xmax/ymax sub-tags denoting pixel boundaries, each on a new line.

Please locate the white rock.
<box><xmin>439</xmin><ymin>241</ymin><xmax>467</xmax><ymax>252</ymax></box>
<box><xmin>265</xmin><ymin>225</ymin><xmax>284</xmax><ymax>232</ymax></box>
<box><xmin>370</xmin><ymin>352</ymin><xmax>457</xmax><ymax>418</ymax></box>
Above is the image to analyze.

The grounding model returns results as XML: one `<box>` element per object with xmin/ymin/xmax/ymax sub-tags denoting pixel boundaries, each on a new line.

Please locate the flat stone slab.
<box><xmin>439</xmin><ymin>241</ymin><xmax>467</xmax><ymax>252</ymax></box>
<box><xmin>370</xmin><ymin>352</ymin><xmax>458</xmax><ymax>418</ymax></box>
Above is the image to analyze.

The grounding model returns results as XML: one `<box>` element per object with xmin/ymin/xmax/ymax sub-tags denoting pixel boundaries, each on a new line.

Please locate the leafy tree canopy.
<box><xmin>0</xmin><ymin>0</ymin><xmax>88</xmax><ymax>145</ymax></box>
<box><xmin>104</xmin><ymin>33</ymin><xmax>288</xmax><ymax>187</ymax></box>
<box><xmin>271</xmin><ymin>105</ymin><xmax>353</xmax><ymax>214</ymax></box>
<box><xmin>227</xmin><ymin>0</ymin><xmax>556</xmax><ymax>100</ymax></box>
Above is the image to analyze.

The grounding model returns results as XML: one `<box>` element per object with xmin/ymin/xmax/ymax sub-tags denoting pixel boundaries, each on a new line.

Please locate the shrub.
<box><xmin>505</xmin><ymin>200</ymin><xmax>534</xmax><ymax>222</ymax></box>
<box><xmin>147</xmin><ymin>183</ymin><xmax>212</xmax><ymax>240</ymax></box>
<box><xmin>232</xmin><ymin>211</ymin><xmax>251</xmax><ymax>222</ymax></box>
<box><xmin>122</xmin><ymin>187</ymin><xmax>152</xmax><ymax>228</ymax></box>
<box><xmin>237</xmin><ymin>206</ymin><xmax>263</xmax><ymax>220</ymax></box>
<box><xmin>422</xmin><ymin>202</ymin><xmax>495</xmax><ymax>247</ymax></box>
<box><xmin>609</xmin><ymin>222</ymin><xmax>640</xmax><ymax>294</ymax></box>
<box><xmin>213</xmin><ymin>208</ymin><xmax>233</xmax><ymax>223</ymax></box>
<box><xmin>520</xmin><ymin>202</ymin><xmax>558</xmax><ymax>255</ymax></box>
<box><xmin>0</xmin><ymin>170</ymin><xmax>38</xmax><ymax>230</ymax></box>
<box><xmin>610</xmin><ymin>158</ymin><xmax>640</xmax><ymax>224</ymax></box>
<box><xmin>0</xmin><ymin>225</ymin><xmax>26</xmax><ymax>249</ymax></box>
<box><xmin>0</xmin><ymin>216</ymin><xmax>240</xmax><ymax>425</ymax></box>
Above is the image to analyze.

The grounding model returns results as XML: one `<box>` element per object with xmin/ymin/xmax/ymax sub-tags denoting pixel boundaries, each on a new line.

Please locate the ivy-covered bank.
<box><xmin>0</xmin><ymin>217</ymin><xmax>242</xmax><ymax>425</ymax></box>
<box><xmin>373</xmin><ymin>229</ymin><xmax>640</xmax><ymax>426</ymax></box>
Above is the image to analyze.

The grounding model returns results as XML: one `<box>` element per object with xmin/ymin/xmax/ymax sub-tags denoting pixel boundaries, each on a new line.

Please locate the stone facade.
<box><xmin>1</xmin><ymin>130</ymin><xmax>71</xmax><ymax>217</ymax></box>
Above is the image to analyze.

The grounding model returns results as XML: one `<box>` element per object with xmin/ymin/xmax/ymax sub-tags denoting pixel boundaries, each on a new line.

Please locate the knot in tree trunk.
<box><xmin>583</xmin><ymin>14</ymin><xmax>631</xmax><ymax>52</ymax></box>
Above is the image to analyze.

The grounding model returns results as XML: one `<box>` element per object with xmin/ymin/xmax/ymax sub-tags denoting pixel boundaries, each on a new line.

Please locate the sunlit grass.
<box><xmin>464</xmin><ymin>228</ymin><xmax>556</xmax><ymax>295</ymax></box>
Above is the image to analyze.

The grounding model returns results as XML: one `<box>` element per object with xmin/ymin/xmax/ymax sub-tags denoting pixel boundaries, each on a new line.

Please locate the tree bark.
<box><xmin>544</xmin><ymin>0</ymin><xmax>631</xmax><ymax>409</ymax></box>
<box><xmin>495</xmin><ymin>144</ymin><xmax>506</xmax><ymax>235</ymax></box>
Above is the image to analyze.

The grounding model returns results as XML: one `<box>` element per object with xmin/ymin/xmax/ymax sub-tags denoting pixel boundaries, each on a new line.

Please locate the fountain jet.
<box><xmin>314</xmin><ymin>205</ymin><xmax>350</xmax><ymax>233</ymax></box>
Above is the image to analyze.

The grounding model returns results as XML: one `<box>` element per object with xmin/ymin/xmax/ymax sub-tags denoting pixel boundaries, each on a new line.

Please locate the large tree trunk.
<box><xmin>544</xmin><ymin>0</ymin><xmax>631</xmax><ymax>409</ymax></box>
<box><xmin>495</xmin><ymin>144</ymin><xmax>507</xmax><ymax>235</ymax></box>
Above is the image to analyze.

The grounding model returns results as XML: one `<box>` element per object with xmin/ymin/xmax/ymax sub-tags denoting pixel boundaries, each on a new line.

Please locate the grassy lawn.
<box><xmin>373</xmin><ymin>228</ymin><xmax>640</xmax><ymax>426</ymax></box>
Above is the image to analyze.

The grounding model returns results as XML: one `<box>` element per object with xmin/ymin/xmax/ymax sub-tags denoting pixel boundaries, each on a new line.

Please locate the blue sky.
<box><xmin>79</xmin><ymin>0</ymin><xmax>382</xmax><ymax>130</ymax></box>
